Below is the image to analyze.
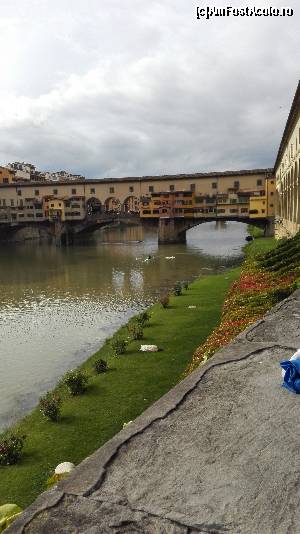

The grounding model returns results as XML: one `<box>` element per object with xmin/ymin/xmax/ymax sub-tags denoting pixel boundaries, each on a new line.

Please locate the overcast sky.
<box><xmin>0</xmin><ymin>0</ymin><xmax>299</xmax><ymax>178</ymax></box>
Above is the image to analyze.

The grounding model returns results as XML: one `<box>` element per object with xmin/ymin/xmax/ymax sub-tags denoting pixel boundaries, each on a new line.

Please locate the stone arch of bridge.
<box><xmin>158</xmin><ymin>216</ymin><xmax>272</xmax><ymax>244</ymax></box>
<box><xmin>184</xmin><ymin>217</ymin><xmax>268</xmax><ymax>233</ymax></box>
<box><xmin>104</xmin><ymin>197</ymin><xmax>121</xmax><ymax>213</ymax></box>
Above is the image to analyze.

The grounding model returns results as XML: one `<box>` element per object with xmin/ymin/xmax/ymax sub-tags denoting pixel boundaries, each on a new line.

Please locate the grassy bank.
<box><xmin>0</xmin><ymin>266</ymin><xmax>241</xmax><ymax>508</ymax></box>
<box><xmin>185</xmin><ymin>234</ymin><xmax>300</xmax><ymax>375</ymax></box>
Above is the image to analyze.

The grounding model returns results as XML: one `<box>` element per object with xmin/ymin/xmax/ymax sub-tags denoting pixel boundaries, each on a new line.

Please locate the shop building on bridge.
<box><xmin>0</xmin><ymin>168</ymin><xmax>273</xmax><ymax>225</ymax></box>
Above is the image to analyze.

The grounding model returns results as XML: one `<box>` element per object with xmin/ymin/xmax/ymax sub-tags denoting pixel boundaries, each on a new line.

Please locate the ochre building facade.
<box><xmin>275</xmin><ymin>81</ymin><xmax>300</xmax><ymax>238</ymax></box>
<box><xmin>0</xmin><ymin>169</ymin><xmax>273</xmax><ymax>224</ymax></box>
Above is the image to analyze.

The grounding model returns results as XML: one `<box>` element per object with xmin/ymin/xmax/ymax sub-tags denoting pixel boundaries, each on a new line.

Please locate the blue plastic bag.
<box><xmin>280</xmin><ymin>359</ymin><xmax>300</xmax><ymax>393</ymax></box>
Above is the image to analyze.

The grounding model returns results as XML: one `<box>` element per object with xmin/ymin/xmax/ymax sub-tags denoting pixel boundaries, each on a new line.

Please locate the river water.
<box><xmin>0</xmin><ymin>221</ymin><xmax>247</xmax><ymax>430</ymax></box>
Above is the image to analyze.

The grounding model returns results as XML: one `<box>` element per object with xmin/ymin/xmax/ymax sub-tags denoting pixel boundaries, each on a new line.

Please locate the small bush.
<box><xmin>183</xmin><ymin>281</ymin><xmax>189</xmax><ymax>290</ymax></box>
<box><xmin>127</xmin><ymin>322</ymin><xmax>144</xmax><ymax>340</ymax></box>
<box><xmin>62</xmin><ymin>370</ymin><xmax>88</xmax><ymax>396</ymax></box>
<box><xmin>39</xmin><ymin>392</ymin><xmax>61</xmax><ymax>422</ymax></box>
<box><xmin>173</xmin><ymin>282</ymin><xmax>182</xmax><ymax>296</ymax></box>
<box><xmin>135</xmin><ymin>311</ymin><xmax>150</xmax><ymax>327</ymax></box>
<box><xmin>111</xmin><ymin>336</ymin><xmax>127</xmax><ymax>356</ymax></box>
<box><xmin>160</xmin><ymin>293</ymin><xmax>169</xmax><ymax>308</ymax></box>
<box><xmin>0</xmin><ymin>434</ymin><xmax>26</xmax><ymax>465</ymax></box>
<box><xmin>93</xmin><ymin>358</ymin><xmax>108</xmax><ymax>374</ymax></box>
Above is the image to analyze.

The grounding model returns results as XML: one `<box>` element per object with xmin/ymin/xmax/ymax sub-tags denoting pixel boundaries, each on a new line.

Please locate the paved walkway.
<box><xmin>8</xmin><ymin>291</ymin><xmax>300</xmax><ymax>533</ymax></box>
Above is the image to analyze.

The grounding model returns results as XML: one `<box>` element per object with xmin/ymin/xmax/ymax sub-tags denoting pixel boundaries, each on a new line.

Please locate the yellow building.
<box><xmin>43</xmin><ymin>198</ymin><xmax>66</xmax><ymax>221</ymax></box>
<box><xmin>43</xmin><ymin>196</ymin><xmax>85</xmax><ymax>222</ymax></box>
<box><xmin>249</xmin><ymin>196</ymin><xmax>267</xmax><ymax>218</ymax></box>
<box><xmin>0</xmin><ymin>166</ymin><xmax>15</xmax><ymax>184</ymax></box>
<box><xmin>140</xmin><ymin>186</ymin><xmax>274</xmax><ymax>221</ymax></box>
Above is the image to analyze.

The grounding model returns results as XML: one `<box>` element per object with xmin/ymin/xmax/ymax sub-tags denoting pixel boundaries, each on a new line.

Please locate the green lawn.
<box><xmin>0</xmin><ymin>268</ymin><xmax>240</xmax><ymax>508</ymax></box>
<box><xmin>244</xmin><ymin>236</ymin><xmax>277</xmax><ymax>256</ymax></box>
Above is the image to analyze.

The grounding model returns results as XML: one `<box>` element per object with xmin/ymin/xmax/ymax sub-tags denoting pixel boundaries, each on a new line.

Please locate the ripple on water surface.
<box><xmin>0</xmin><ymin>222</ymin><xmax>247</xmax><ymax>428</ymax></box>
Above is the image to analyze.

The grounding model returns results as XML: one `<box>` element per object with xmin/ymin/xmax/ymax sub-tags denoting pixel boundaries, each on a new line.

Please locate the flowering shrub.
<box><xmin>39</xmin><ymin>392</ymin><xmax>61</xmax><ymax>422</ymax></box>
<box><xmin>93</xmin><ymin>358</ymin><xmax>108</xmax><ymax>374</ymax></box>
<box><xmin>185</xmin><ymin>245</ymin><xmax>298</xmax><ymax>375</ymax></box>
<box><xmin>0</xmin><ymin>434</ymin><xmax>26</xmax><ymax>465</ymax></box>
<box><xmin>135</xmin><ymin>311</ymin><xmax>150</xmax><ymax>327</ymax></box>
<box><xmin>127</xmin><ymin>323</ymin><xmax>144</xmax><ymax>340</ymax></box>
<box><xmin>111</xmin><ymin>336</ymin><xmax>127</xmax><ymax>356</ymax></box>
<box><xmin>62</xmin><ymin>370</ymin><xmax>88</xmax><ymax>396</ymax></box>
<box><xmin>159</xmin><ymin>293</ymin><xmax>169</xmax><ymax>308</ymax></box>
<box><xmin>173</xmin><ymin>282</ymin><xmax>182</xmax><ymax>296</ymax></box>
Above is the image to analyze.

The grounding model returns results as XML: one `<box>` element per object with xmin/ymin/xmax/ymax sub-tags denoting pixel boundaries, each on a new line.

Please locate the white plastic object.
<box><xmin>140</xmin><ymin>345</ymin><xmax>159</xmax><ymax>352</ymax></box>
<box><xmin>55</xmin><ymin>462</ymin><xmax>75</xmax><ymax>475</ymax></box>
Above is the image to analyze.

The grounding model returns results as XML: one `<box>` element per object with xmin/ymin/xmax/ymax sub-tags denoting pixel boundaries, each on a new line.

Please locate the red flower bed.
<box><xmin>185</xmin><ymin>259</ymin><xmax>297</xmax><ymax>376</ymax></box>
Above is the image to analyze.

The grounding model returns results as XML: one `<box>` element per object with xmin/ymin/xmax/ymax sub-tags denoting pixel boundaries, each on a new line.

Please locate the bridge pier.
<box><xmin>264</xmin><ymin>217</ymin><xmax>275</xmax><ymax>237</ymax></box>
<box><xmin>158</xmin><ymin>218</ymin><xmax>187</xmax><ymax>244</ymax></box>
<box><xmin>53</xmin><ymin>221</ymin><xmax>69</xmax><ymax>246</ymax></box>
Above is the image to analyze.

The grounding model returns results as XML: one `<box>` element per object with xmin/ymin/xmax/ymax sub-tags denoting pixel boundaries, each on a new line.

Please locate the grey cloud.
<box><xmin>0</xmin><ymin>0</ymin><xmax>299</xmax><ymax>178</ymax></box>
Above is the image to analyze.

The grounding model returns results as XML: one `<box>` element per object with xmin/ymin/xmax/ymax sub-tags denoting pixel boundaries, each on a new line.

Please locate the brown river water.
<box><xmin>0</xmin><ymin>221</ymin><xmax>247</xmax><ymax>430</ymax></box>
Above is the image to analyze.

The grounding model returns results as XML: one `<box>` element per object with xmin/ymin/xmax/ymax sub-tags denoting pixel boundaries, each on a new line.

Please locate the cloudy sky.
<box><xmin>0</xmin><ymin>0</ymin><xmax>299</xmax><ymax>178</ymax></box>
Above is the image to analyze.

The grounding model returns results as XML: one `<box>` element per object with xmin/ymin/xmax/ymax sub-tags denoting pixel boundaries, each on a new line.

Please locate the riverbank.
<box><xmin>0</xmin><ymin>222</ymin><xmax>247</xmax><ymax>431</ymax></box>
<box><xmin>13</xmin><ymin>281</ymin><xmax>300</xmax><ymax>533</ymax></box>
<box><xmin>1</xmin><ymin>234</ymin><xmax>281</xmax><ymax>511</ymax></box>
<box><xmin>0</xmin><ymin>263</ymin><xmax>242</xmax><ymax>508</ymax></box>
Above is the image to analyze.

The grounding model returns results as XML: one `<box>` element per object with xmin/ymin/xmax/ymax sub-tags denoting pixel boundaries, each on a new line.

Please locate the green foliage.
<box><xmin>269</xmin><ymin>284</ymin><xmax>296</xmax><ymax>304</ymax></box>
<box><xmin>247</xmin><ymin>224</ymin><xmax>264</xmax><ymax>238</ymax></box>
<box><xmin>159</xmin><ymin>293</ymin><xmax>169</xmax><ymax>308</ymax></box>
<box><xmin>0</xmin><ymin>434</ymin><xmax>26</xmax><ymax>466</ymax></box>
<box><xmin>135</xmin><ymin>311</ymin><xmax>150</xmax><ymax>327</ymax></box>
<box><xmin>183</xmin><ymin>281</ymin><xmax>189</xmax><ymax>290</ymax></box>
<box><xmin>39</xmin><ymin>393</ymin><xmax>61</xmax><ymax>422</ymax></box>
<box><xmin>62</xmin><ymin>370</ymin><xmax>88</xmax><ymax>396</ymax></box>
<box><xmin>0</xmin><ymin>269</ymin><xmax>239</xmax><ymax>508</ymax></box>
<box><xmin>93</xmin><ymin>358</ymin><xmax>108</xmax><ymax>374</ymax></box>
<box><xmin>111</xmin><ymin>336</ymin><xmax>127</xmax><ymax>356</ymax></box>
<box><xmin>127</xmin><ymin>322</ymin><xmax>144</xmax><ymax>340</ymax></box>
<box><xmin>186</xmin><ymin>236</ymin><xmax>298</xmax><ymax>375</ymax></box>
<box><xmin>173</xmin><ymin>282</ymin><xmax>182</xmax><ymax>296</ymax></box>
<box><xmin>0</xmin><ymin>503</ymin><xmax>23</xmax><ymax>532</ymax></box>
<box><xmin>244</xmin><ymin>237</ymin><xmax>277</xmax><ymax>257</ymax></box>
<box><xmin>258</xmin><ymin>232</ymin><xmax>300</xmax><ymax>275</ymax></box>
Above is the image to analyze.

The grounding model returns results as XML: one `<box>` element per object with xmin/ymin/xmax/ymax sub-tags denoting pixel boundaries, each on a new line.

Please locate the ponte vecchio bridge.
<box><xmin>0</xmin><ymin>168</ymin><xmax>275</xmax><ymax>244</ymax></box>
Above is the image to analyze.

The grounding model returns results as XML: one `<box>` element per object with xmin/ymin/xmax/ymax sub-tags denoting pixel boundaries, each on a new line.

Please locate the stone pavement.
<box><xmin>7</xmin><ymin>291</ymin><xmax>300</xmax><ymax>533</ymax></box>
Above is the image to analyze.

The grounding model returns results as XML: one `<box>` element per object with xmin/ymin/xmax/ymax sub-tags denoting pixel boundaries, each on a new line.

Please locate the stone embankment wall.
<box><xmin>7</xmin><ymin>290</ymin><xmax>300</xmax><ymax>533</ymax></box>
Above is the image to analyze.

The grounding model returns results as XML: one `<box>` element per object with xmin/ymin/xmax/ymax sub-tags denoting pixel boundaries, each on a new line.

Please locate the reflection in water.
<box><xmin>0</xmin><ymin>221</ymin><xmax>247</xmax><ymax>429</ymax></box>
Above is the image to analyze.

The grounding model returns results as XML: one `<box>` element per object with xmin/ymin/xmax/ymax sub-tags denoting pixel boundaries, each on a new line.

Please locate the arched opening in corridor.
<box><xmin>104</xmin><ymin>197</ymin><xmax>121</xmax><ymax>213</ymax></box>
<box><xmin>123</xmin><ymin>196</ymin><xmax>139</xmax><ymax>214</ymax></box>
<box><xmin>86</xmin><ymin>197</ymin><xmax>102</xmax><ymax>217</ymax></box>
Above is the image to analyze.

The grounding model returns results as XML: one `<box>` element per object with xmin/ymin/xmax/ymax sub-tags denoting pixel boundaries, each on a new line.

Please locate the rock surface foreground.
<box><xmin>7</xmin><ymin>291</ymin><xmax>300</xmax><ymax>533</ymax></box>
